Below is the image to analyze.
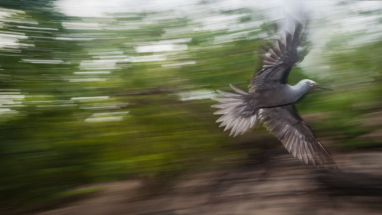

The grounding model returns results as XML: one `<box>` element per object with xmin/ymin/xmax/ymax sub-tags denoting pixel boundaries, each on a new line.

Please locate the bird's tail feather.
<box><xmin>212</xmin><ymin>84</ymin><xmax>258</xmax><ymax>137</ymax></box>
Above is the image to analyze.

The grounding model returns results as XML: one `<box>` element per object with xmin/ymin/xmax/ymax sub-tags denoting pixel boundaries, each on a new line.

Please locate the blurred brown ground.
<box><xmin>33</xmin><ymin>151</ymin><xmax>382</xmax><ymax>215</ymax></box>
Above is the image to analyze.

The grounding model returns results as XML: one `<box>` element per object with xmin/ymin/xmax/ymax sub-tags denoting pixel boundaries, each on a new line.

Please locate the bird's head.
<box><xmin>299</xmin><ymin>79</ymin><xmax>332</xmax><ymax>92</ymax></box>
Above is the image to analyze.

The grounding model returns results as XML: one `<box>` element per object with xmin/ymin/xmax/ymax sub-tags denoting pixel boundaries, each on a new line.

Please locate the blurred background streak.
<box><xmin>1</xmin><ymin>0</ymin><xmax>382</xmax><ymax>214</ymax></box>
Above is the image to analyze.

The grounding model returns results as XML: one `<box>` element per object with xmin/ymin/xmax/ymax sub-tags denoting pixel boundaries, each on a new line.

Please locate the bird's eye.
<box><xmin>305</xmin><ymin>81</ymin><xmax>309</xmax><ymax>84</ymax></box>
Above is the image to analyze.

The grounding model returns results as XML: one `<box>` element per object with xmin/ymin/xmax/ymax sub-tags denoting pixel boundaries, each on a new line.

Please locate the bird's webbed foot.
<box><xmin>241</xmin><ymin>108</ymin><xmax>257</xmax><ymax>118</ymax></box>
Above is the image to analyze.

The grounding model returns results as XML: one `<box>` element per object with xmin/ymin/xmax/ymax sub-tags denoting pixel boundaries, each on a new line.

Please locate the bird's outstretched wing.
<box><xmin>258</xmin><ymin>105</ymin><xmax>335</xmax><ymax>167</ymax></box>
<box><xmin>249</xmin><ymin>20</ymin><xmax>306</xmax><ymax>92</ymax></box>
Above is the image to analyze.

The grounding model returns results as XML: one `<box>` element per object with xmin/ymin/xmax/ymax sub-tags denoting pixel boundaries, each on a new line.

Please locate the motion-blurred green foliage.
<box><xmin>0</xmin><ymin>0</ymin><xmax>382</xmax><ymax>209</ymax></box>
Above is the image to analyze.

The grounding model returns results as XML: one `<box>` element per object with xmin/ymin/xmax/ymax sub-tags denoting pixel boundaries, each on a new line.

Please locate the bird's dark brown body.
<box><xmin>246</xmin><ymin>84</ymin><xmax>305</xmax><ymax>109</ymax></box>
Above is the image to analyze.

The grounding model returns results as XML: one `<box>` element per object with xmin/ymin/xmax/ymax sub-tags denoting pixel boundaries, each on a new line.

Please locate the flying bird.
<box><xmin>212</xmin><ymin>19</ymin><xmax>335</xmax><ymax>167</ymax></box>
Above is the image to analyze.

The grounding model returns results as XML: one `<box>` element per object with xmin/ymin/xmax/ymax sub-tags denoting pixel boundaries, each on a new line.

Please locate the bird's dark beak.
<box><xmin>314</xmin><ymin>83</ymin><xmax>333</xmax><ymax>91</ymax></box>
